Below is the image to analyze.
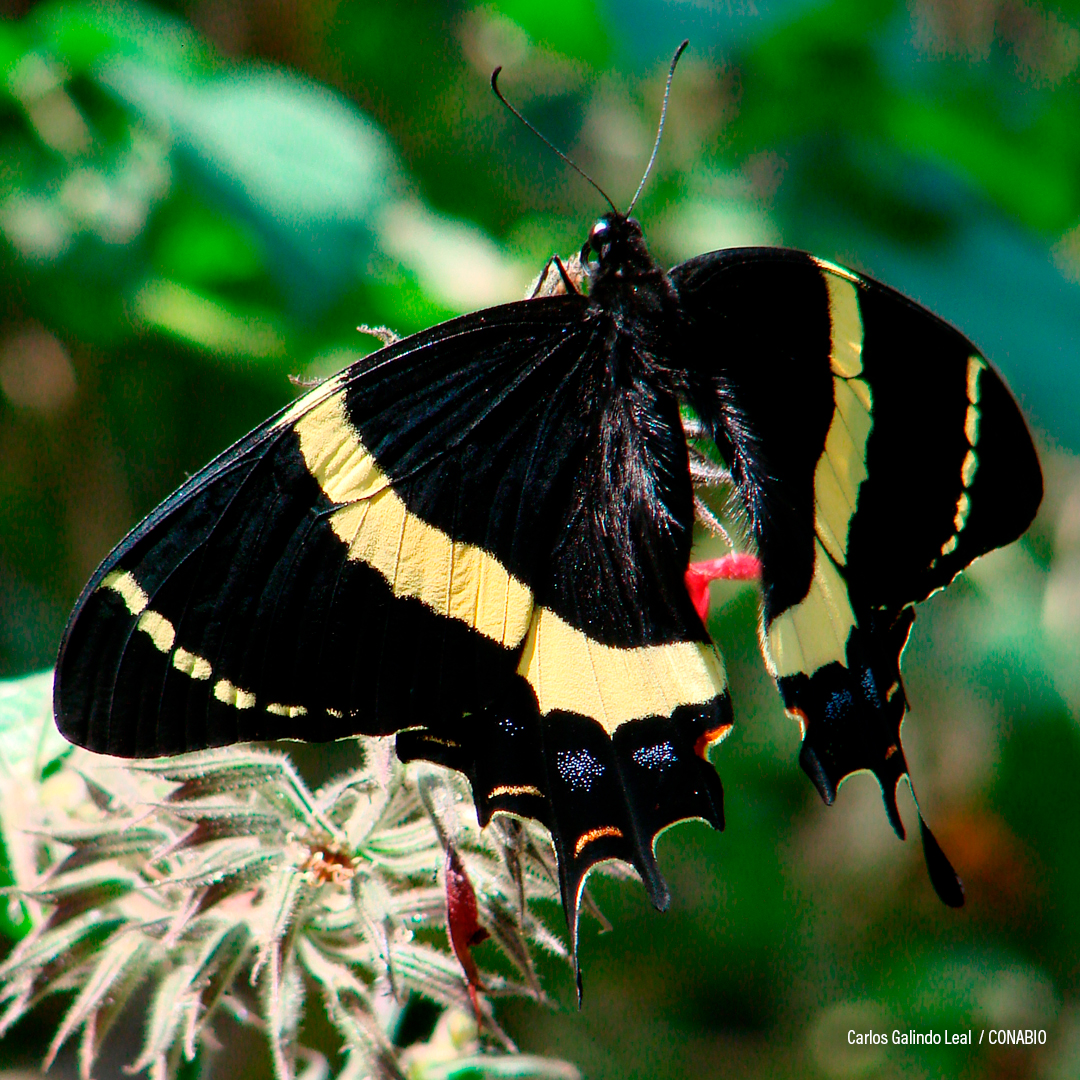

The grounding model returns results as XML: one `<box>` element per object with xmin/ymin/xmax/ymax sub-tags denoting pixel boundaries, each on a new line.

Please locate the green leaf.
<box><xmin>96</xmin><ymin>60</ymin><xmax>399</xmax><ymax>309</ymax></box>
<box><xmin>29</xmin><ymin>0</ymin><xmax>219</xmax><ymax>77</ymax></box>
<box><xmin>887</xmin><ymin>96</ymin><xmax>1079</xmax><ymax>234</ymax></box>
<box><xmin>0</xmin><ymin>669</ymin><xmax>68</xmax><ymax>777</ymax></box>
<box><xmin>421</xmin><ymin>1056</ymin><xmax>581</xmax><ymax>1080</ymax></box>
<box><xmin>129</xmin><ymin>961</ymin><xmax>197</xmax><ymax>1075</ymax></box>
<box><xmin>0</xmin><ymin>669</ymin><xmax>69</xmax><ymax>941</ymax></box>
<box><xmin>193</xmin><ymin>920</ymin><xmax>252</xmax><ymax>1024</ymax></box>
<box><xmin>0</xmin><ymin>22</ymin><xmax>30</xmax><ymax>93</ymax></box>
<box><xmin>496</xmin><ymin>0</ymin><xmax>610</xmax><ymax>66</ymax></box>
<box><xmin>131</xmin><ymin>277</ymin><xmax>288</xmax><ymax>362</ymax></box>
<box><xmin>153</xmin><ymin>200</ymin><xmax>267</xmax><ymax>286</ymax></box>
<box><xmin>43</xmin><ymin>930</ymin><xmax>151</xmax><ymax>1070</ymax></box>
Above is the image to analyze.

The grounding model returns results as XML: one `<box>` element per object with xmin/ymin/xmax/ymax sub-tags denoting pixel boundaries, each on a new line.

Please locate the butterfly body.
<box><xmin>55</xmin><ymin>208</ymin><xmax>1041</xmax><ymax>948</ymax></box>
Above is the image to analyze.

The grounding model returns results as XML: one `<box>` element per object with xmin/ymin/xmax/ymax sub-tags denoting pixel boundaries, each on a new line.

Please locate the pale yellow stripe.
<box><xmin>814</xmin><ymin>455</ymin><xmax>850</xmax><ymax>567</ymax></box>
<box><xmin>848</xmin><ymin>376</ymin><xmax>872</xmax><ymax>411</ymax></box>
<box><xmin>966</xmin><ymin>356</ymin><xmax>985</xmax><ymax>404</ymax></box>
<box><xmin>833</xmin><ymin>377</ymin><xmax>872</xmax><ymax>450</ymax></box>
<box><xmin>941</xmin><ymin>535</ymin><xmax>958</xmax><ymax>555</ymax></box>
<box><xmin>822</xmin><ymin>401</ymin><xmax>862</xmax><ymax>495</ymax></box>
<box><xmin>636</xmin><ymin>634</ymin><xmax>675</xmax><ymax>719</ymax></box>
<box><xmin>965</xmin><ymin>404</ymin><xmax>980</xmax><ymax>446</ymax></box>
<box><xmin>213</xmin><ymin>678</ymin><xmax>256</xmax><ymax>710</ymax></box>
<box><xmin>136</xmin><ymin>609</ymin><xmax>175</xmax><ymax>653</ymax></box>
<box><xmin>812</xmin><ymin>372</ymin><xmax>873</xmax><ymax>568</ymax></box>
<box><xmin>294</xmin><ymin>396</ymin><xmax>388</xmax><ymax>504</ymax></box>
<box><xmin>583</xmin><ymin>637</ymin><xmax>610</xmax><ymax>730</ymax></box>
<box><xmin>266</xmin><ymin>703</ymin><xmax>308</xmax><ymax>718</ymax></box>
<box><xmin>961</xmin><ymin>449</ymin><xmax>979</xmax><ymax>488</ymax></box>
<box><xmin>767</xmin><ymin>603</ymin><xmax>807</xmax><ymax>680</ymax></box>
<box><xmin>488</xmin><ymin>784</ymin><xmax>543</xmax><ymax>799</ymax></box>
<box><xmin>954</xmin><ymin>491</ymin><xmax>971</xmax><ymax>532</ymax></box>
<box><xmin>811</xmin><ymin>256</ymin><xmax>861</xmax><ymax>285</ymax></box>
<box><xmin>766</xmin><ymin>540</ymin><xmax>856</xmax><ymax>679</ymax></box>
<box><xmin>100</xmin><ymin>569</ymin><xmax>149</xmax><ymax>615</ymax></box>
<box><xmin>173</xmin><ymin>647</ymin><xmax>212</xmax><ymax>681</ymax></box>
<box><xmin>516</xmin><ymin>607</ymin><xmax>727</xmax><ymax>734</ymax></box>
<box><xmin>294</xmin><ymin>394</ymin><xmax>534</xmax><ymax>649</ymax></box>
<box><xmin>821</xmin><ymin>272</ymin><xmax>864</xmax><ymax>378</ymax></box>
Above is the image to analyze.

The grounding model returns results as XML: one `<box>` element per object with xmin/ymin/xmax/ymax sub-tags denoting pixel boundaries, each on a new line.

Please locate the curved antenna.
<box><xmin>491</xmin><ymin>67</ymin><xmax>618</xmax><ymax>215</ymax></box>
<box><xmin>626</xmin><ymin>39</ymin><xmax>689</xmax><ymax>216</ymax></box>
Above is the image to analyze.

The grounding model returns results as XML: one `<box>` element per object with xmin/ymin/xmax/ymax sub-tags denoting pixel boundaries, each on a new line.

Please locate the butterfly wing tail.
<box><xmin>398</xmin><ymin>686</ymin><xmax>730</xmax><ymax>992</ymax></box>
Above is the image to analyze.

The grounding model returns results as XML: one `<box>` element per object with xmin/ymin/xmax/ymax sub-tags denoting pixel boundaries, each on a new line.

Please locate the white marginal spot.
<box><xmin>966</xmin><ymin>355</ymin><xmax>985</xmax><ymax>405</ymax></box>
<box><xmin>326</xmin><ymin>707</ymin><xmax>344</xmax><ymax>719</ymax></box>
<box><xmin>266</xmin><ymin>703</ymin><xmax>308</xmax><ymax>718</ymax></box>
<box><xmin>953</xmin><ymin>491</ymin><xmax>971</xmax><ymax>532</ymax></box>
<box><xmin>213</xmin><ymin>678</ymin><xmax>256</xmax><ymax>710</ymax></box>
<box><xmin>173</xmin><ymin>647</ymin><xmax>212</xmax><ymax>681</ymax></box>
<box><xmin>938</xmin><ymin>358</ymin><xmax>988</xmax><ymax>562</ymax></box>
<box><xmin>100</xmin><ymin>569</ymin><xmax>148</xmax><ymax>615</ymax></box>
<box><xmin>965</xmin><ymin>404</ymin><xmax>981</xmax><ymax>446</ymax></box>
<box><xmin>136</xmin><ymin>609</ymin><xmax>175</xmax><ymax>653</ymax></box>
<box><xmin>961</xmin><ymin>449</ymin><xmax>979</xmax><ymax>488</ymax></box>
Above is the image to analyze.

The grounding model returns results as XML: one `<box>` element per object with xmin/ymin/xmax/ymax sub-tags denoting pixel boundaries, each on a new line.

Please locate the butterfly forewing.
<box><xmin>55</xmin><ymin>291</ymin><xmax>730</xmax><ymax>939</ymax></box>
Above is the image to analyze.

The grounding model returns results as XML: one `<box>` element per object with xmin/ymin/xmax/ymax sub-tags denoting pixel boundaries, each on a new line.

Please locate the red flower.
<box><xmin>445</xmin><ymin>843</ymin><xmax>490</xmax><ymax>1020</ymax></box>
<box><xmin>685</xmin><ymin>553</ymin><xmax>761</xmax><ymax>621</ymax></box>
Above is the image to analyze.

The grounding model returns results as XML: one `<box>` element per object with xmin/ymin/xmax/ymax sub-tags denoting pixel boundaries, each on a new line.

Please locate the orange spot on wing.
<box><xmin>786</xmin><ymin>707</ymin><xmax>809</xmax><ymax>738</ymax></box>
<box><xmin>694</xmin><ymin>723</ymin><xmax>732</xmax><ymax>759</ymax></box>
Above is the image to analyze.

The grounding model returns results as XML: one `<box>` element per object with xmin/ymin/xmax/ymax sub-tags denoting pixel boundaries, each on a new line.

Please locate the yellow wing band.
<box><xmin>292</xmin><ymin>393</ymin><xmax>534</xmax><ymax>650</ymax></box>
<box><xmin>766</xmin><ymin>266</ymin><xmax>870</xmax><ymax>680</ymax></box>
<box><xmin>516</xmin><ymin>606</ymin><xmax>727</xmax><ymax>734</ymax></box>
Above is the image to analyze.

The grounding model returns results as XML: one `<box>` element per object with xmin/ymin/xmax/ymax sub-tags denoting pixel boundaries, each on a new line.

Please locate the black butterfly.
<box><xmin>54</xmin><ymin>47</ymin><xmax>1042</xmax><ymax>964</ymax></box>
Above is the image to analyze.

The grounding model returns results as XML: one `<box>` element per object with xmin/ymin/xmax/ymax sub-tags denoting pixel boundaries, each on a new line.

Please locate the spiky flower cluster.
<box><xmin>0</xmin><ymin>677</ymin><xmax>581</xmax><ymax>1080</ymax></box>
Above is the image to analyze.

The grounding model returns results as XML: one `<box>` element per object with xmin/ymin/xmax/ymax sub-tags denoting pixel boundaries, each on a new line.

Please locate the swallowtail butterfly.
<box><xmin>54</xmin><ymin>48</ymin><xmax>1042</xmax><ymax>964</ymax></box>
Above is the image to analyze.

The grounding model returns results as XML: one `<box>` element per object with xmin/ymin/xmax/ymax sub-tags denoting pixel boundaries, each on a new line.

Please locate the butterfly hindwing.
<box><xmin>671</xmin><ymin>248</ymin><xmax>1041</xmax><ymax>902</ymax></box>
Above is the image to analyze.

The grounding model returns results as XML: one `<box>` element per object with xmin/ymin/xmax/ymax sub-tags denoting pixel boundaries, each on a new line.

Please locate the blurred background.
<box><xmin>1</xmin><ymin>0</ymin><xmax>1079</xmax><ymax>1076</ymax></box>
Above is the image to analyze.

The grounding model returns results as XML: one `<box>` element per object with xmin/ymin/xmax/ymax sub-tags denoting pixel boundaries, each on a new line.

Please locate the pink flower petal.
<box><xmin>685</xmin><ymin>553</ymin><xmax>762</xmax><ymax>621</ymax></box>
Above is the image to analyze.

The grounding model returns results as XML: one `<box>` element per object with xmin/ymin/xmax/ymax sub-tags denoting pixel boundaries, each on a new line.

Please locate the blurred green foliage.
<box><xmin>1</xmin><ymin>0</ymin><xmax>1079</xmax><ymax>1077</ymax></box>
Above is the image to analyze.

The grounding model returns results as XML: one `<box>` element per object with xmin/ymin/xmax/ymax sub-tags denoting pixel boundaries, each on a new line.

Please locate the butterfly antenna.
<box><xmin>491</xmin><ymin>67</ymin><xmax>618</xmax><ymax>215</ymax></box>
<box><xmin>626</xmin><ymin>39</ymin><xmax>689</xmax><ymax>216</ymax></box>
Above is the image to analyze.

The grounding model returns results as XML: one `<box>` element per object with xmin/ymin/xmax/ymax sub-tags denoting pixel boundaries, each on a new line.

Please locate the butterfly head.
<box><xmin>581</xmin><ymin>213</ymin><xmax>654</xmax><ymax>282</ymax></box>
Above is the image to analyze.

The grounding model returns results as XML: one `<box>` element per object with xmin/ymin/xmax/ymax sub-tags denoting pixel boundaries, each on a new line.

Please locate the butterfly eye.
<box><xmin>583</xmin><ymin>219</ymin><xmax>611</xmax><ymax>265</ymax></box>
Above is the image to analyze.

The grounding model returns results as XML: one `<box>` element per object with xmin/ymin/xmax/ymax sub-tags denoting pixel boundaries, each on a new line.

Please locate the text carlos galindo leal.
<box><xmin>848</xmin><ymin>1029</ymin><xmax>1048</xmax><ymax>1046</ymax></box>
